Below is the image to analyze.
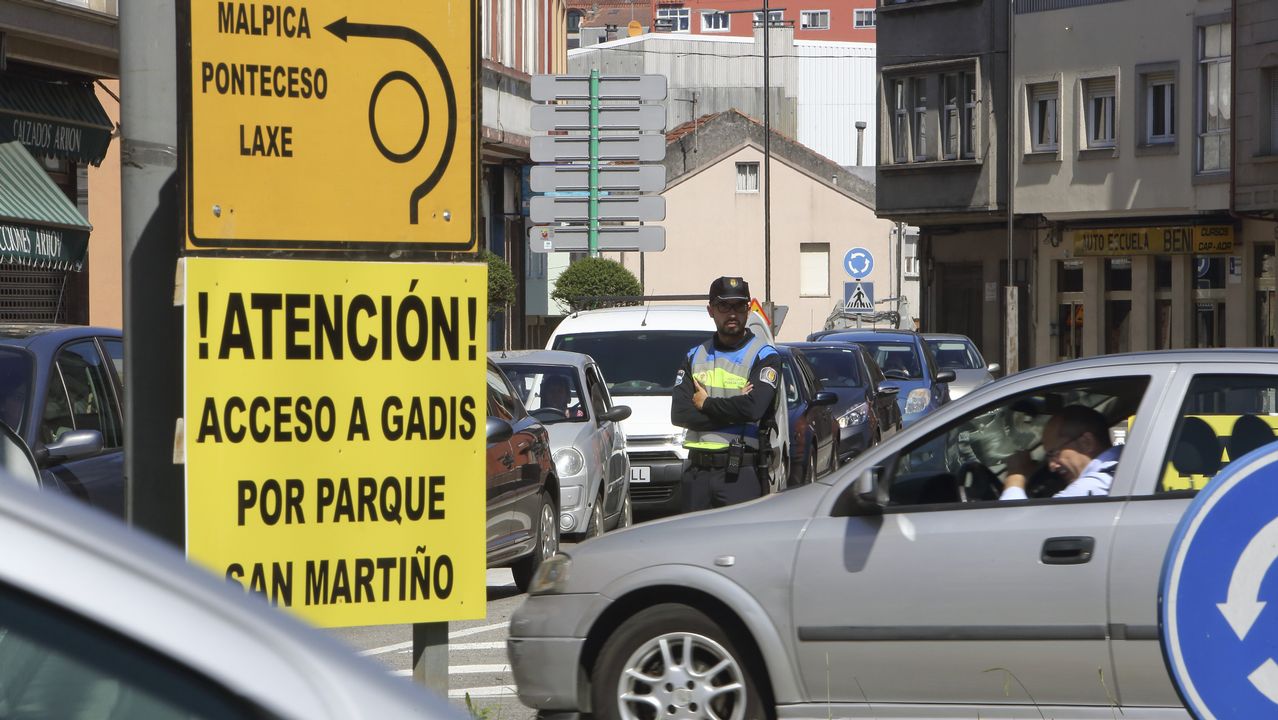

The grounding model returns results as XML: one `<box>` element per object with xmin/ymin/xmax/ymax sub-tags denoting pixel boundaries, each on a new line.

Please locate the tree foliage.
<box><xmin>483</xmin><ymin>250</ymin><xmax>516</xmax><ymax>318</ymax></box>
<box><xmin>551</xmin><ymin>257</ymin><xmax>643</xmax><ymax>312</ymax></box>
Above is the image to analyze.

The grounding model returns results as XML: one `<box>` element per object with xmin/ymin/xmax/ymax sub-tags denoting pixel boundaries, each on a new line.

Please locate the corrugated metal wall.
<box><xmin>570</xmin><ymin>33</ymin><xmax>876</xmax><ymax>166</ymax></box>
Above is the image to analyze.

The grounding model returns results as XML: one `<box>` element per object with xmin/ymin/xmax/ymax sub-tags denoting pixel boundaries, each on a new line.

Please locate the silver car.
<box><xmin>0</xmin><ymin>423</ymin><xmax>460</xmax><ymax>720</ymax></box>
<box><xmin>492</xmin><ymin>350</ymin><xmax>633</xmax><ymax>539</ymax></box>
<box><xmin>508</xmin><ymin>350</ymin><xmax>1278</xmax><ymax>719</ymax></box>
<box><xmin>925</xmin><ymin>332</ymin><xmax>1000</xmax><ymax>399</ymax></box>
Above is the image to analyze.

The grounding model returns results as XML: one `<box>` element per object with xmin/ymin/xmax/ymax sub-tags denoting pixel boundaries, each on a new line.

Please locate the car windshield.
<box><xmin>497</xmin><ymin>364</ymin><xmax>589</xmax><ymax>424</ymax></box>
<box><xmin>858</xmin><ymin>341</ymin><xmax>923</xmax><ymax>379</ymax></box>
<box><xmin>927</xmin><ymin>340</ymin><xmax>983</xmax><ymax>370</ymax></box>
<box><xmin>552</xmin><ymin>331</ymin><xmax>707</xmax><ymax>396</ymax></box>
<box><xmin>800</xmin><ymin>348</ymin><xmax>863</xmax><ymax>388</ymax></box>
<box><xmin>0</xmin><ymin>348</ymin><xmax>33</xmax><ymax>435</ymax></box>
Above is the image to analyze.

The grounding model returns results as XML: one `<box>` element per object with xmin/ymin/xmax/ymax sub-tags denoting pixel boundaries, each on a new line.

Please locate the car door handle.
<box><xmin>499</xmin><ymin>453</ymin><xmax>515</xmax><ymax>468</ymax></box>
<box><xmin>1041</xmin><ymin>536</ymin><xmax>1095</xmax><ymax>565</ymax></box>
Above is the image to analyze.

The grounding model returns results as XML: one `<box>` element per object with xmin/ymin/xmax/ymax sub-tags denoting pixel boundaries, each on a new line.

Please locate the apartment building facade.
<box><xmin>651</xmin><ymin>0</ymin><xmax>877</xmax><ymax>43</ymax></box>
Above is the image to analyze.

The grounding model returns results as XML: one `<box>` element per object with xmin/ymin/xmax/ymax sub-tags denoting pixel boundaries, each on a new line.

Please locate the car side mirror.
<box><xmin>835</xmin><ymin>464</ymin><xmax>889</xmax><ymax>516</ymax></box>
<box><xmin>936</xmin><ymin>369</ymin><xmax>957</xmax><ymax>383</ymax></box>
<box><xmin>812</xmin><ymin>391</ymin><xmax>838</xmax><ymax>407</ymax></box>
<box><xmin>987</xmin><ymin>362</ymin><xmax>1001</xmax><ymax>374</ymax></box>
<box><xmin>600</xmin><ymin>405</ymin><xmax>632</xmax><ymax>423</ymax></box>
<box><xmin>486</xmin><ymin>417</ymin><xmax>513</xmax><ymax>444</ymax></box>
<box><xmin>876</xmin><ymin>383</ymin><xmax>900</xmax><ymax>396</ymax></box>
<box><xmin>38</xmin><ymin>429</ymin><xmax>103</xmax><ymax>466</ymax></box>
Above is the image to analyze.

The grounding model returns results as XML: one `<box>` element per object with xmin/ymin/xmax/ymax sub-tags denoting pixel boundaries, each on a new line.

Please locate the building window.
<box><xmin>912</xmin><ymin>77</ymin><xmax>928</xmax><ymax>161</ymax></box>
<box><xmin>656</xmin><ymin>5</ymin><xmax>690</xmax><ymax>32</ymax></box>
<box><xmin>942</xmin><ymin>72</ymin><xmax>976</xmax><ymax>160</ymax></box>
<box><xmin>854</xmin><ymin>9</ymin><xmax>875</xmax><ymax>27</ymax></box>
<box><xmin>800</xmin><ymin>243</ymin><xmax>830</xmax><ymax>297</ymax></box>
<box><xmin>753</xmin><ymin>9</ymin><xmax>782</xmax><ymax>25</ymax></box>
<box><xmin>567</xmin><ymin>9</ymin><xmax>582</xmax><ymax>33</ymax></box>
<box><xmin>1084</xmin><ymin>77</ymin><xmax>1116</xmax><ymax>149</ymax></box>
<box><xmin>800</xmin><ymin>10</ymin><xmax>830</xmax><ymax>29</ymax></box>
<box><xmin>701</xmin><ymin>10</ymin><xmax>730</xmax><ymax>31</ymax></box>
<box><xmin>1144</xmin><ymin>71</ymin><xmax>1176</xmax><ymax>145</ymax></box>
<box><xmin>1029</xmin><ymin>82</ymin><xmax>1059</xmax><ymax>153</ymax></box>
<box><xmin>891</xmin><ymin>79</ymin><xmax>908</xmax><ymax>163</ymax></box>
<box><xmin>1265</xmin><ymin>67</ymin><xmax>1278</xmax><ymax>155</ymax></box>
<box><xmin>903</xmin><ymin>235</ymin><xmax>919</xmax><ymax>278</ymax></box>
<box><xmin>1198</xmin><ymin>21</ymin><xmax>1231</xmax><ymax>173</ymax></box>
<box><xmin>736</xmin><ymin>162</ymin><xmax>759</xmax><ymax>192</ymax></box>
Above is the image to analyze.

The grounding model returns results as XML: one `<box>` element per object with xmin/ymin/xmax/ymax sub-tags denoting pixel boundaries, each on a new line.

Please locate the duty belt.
<box><xmin>689</xmin><ymin>449</ymin><xmax>763</xmax><ymax>469</ymax></box>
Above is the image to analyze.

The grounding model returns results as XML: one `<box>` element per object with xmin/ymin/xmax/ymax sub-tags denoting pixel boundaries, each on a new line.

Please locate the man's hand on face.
<box><xmin>1003</xmin><ymin>450</ymin><xmax>1037</xmax><ymax>489</ymax></box>
<box><xmin>693</xmin><ymin>379</ymin><xmax>709</xmax><ymax>410</ymax></box>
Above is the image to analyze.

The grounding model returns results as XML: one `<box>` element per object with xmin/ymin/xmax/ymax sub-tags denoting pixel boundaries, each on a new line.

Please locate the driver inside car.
<box><xmin>540</xmin><ymin>375</ymin><xmax>584</xmax><ymax>419</ymax></box>
<box><xmin>1000</xmin><ymin>404</ymin><xmax>1120</xmax><ymax>500</ymax></box>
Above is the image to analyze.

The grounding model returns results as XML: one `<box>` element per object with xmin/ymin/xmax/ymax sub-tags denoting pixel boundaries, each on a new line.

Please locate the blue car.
<box><xmin>805</xmin><ymin>329</ymin><xmax>954</xmax><ymax>427</ymax></box>
<box><xmin>783</xmin><ymin>341</ymin><xmax>904</xmax><ymax>462</ymax></box>
<box><xmin>773</xmin><ymin>346</ymin><xmax>839</xmax><ymax>485</ymax></box>
<box><xmin>0</xmin><ymin>325</ymin><xmax>125</xmax><ymax>518</ymax></box>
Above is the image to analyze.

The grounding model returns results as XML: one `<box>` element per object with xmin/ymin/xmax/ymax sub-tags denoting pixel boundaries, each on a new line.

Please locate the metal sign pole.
<box><xmin>589</xmin><ymin>69</ymin><xmax>601</xmax><ymax>258</ymax></box>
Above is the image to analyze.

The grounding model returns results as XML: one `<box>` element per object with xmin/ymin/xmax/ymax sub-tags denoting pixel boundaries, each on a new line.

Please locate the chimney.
<box><xmin>855</xmin><ymin>121</ymin><xmax>867</xmax><ymax>166</ymax></box>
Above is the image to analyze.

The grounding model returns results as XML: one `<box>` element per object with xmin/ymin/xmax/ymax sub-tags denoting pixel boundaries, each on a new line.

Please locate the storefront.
<box><xmin>0</xmin><ymin>70</ymin><xmax>114</xmax><ymax>322</ymax></box>
<box><xmin>1035</xmin><ymin>218</ymin><xmax>1252</xmax><ymax>364</ymax></box>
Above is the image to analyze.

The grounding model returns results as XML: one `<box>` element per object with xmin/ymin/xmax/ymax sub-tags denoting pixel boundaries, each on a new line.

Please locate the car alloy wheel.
<box><xmin>619</xmin><ymin>492</ymin><xmax>633</xmax><ymax>528</ymax></box>
<box><xmin>539</xmin><ymin>500</ymin><xmax>558</xmax><ymax>561</ymax></box>
<box><xmin>586</xmin><ymin>490</ymin><xmax>605</xmax><ymax>539</ymax></box>
<box><xmin>593</xmin><ymin>604</ymin><xmax>764</xmax><ymax>720</ymax></box>
<box><xmin>512</xmin><ymin>491</ymin><xmax>559</xmax><ymax>592</ymax></box>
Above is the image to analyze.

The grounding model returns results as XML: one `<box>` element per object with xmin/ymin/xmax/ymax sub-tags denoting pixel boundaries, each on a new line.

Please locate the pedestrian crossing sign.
<box><xmin>844</xmin><ymin>281</ymin><xmax>874</xmax><ymax>313</ymax></box>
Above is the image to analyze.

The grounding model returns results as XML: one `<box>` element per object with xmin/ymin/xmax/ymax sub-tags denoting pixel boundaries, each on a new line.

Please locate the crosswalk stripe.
<box><xmin>359</xmin><ymin>622</ymin><xmax>509</xmax><ymax>656</ymax></box>
<box><xmin>452</xmin><ymin>641</ymin><xmax>505</xmax><ymax>651</ymax></box>
<box><xmin>390</xmin><ymin>665</ymin><xmax>511</xmax><ymax>676</ymax></box>
<box><xmin>448</xmin><ymin>685</ymin><xmax>518</xmax><ymax>699</ymax></box>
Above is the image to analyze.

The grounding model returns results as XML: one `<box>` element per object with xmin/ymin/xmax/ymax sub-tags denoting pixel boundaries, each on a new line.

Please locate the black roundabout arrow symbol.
<box><xmin>326</xmin><ymin>17</ymin><xmax>458</xmax><ymax>225</ymax></box>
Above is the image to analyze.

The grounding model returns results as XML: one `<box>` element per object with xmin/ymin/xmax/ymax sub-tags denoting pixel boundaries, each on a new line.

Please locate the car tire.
<box><xmin>803</xmin><ymin>450</ymin><xmax>817</xmax><ymax>486</ymax></box>
<box><xmin>512</xmin><ymin>491</ymin><xmax>558</xmax><ymax>592</ymax></box>
<box><xmin>591</xmin><ymin>604</ymin><xmax>767</xmax><ymax>720</ymax></box>
<box><xmin>618</xmin><ymin>491</ymin><xmax>633</xmax><ymax>529</ymax></box>
<box><xmin>585</xmin><ymin>488</ymin><xmax>605</xmax><ymax>539</ymax></box>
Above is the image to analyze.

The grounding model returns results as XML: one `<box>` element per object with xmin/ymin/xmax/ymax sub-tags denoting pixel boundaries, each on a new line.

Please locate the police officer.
<box><xmin>671</xmin><ymin>276</ymin><xmax>783</xmax><ymax>511</ymax></box>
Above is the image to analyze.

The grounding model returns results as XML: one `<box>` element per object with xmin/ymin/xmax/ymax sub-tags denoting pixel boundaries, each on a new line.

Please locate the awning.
<box><xmin>0</xmin><ymin>141</ymin><xmax>91</xmax><ymax>271</ymax></box>
<box><xmin>0</xmin><ymin>74</ymin><xmax>114</xmax><ymax>166</ymax></box>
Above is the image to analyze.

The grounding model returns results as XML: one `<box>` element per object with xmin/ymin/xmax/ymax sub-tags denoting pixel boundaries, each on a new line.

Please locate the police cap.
<box><xmin>709</xmin><ymin>276</ymin><xmax>751</xmax><ymax>302</ymax></box>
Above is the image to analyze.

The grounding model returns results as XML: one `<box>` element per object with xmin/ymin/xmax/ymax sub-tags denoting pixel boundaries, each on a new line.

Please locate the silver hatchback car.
<box><xmin>508</xmin><ymin>350</ymin><xmax>1278</xmax><ymax>719</ymax></box>
<box><xmin>492</xmin><ymin>350</ymin><xmax>633</xmax><ymax>540</ymax></box>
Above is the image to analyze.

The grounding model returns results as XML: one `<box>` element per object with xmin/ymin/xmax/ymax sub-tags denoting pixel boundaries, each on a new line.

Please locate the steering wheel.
<box><xmin>530</xmin><ymin>408</ymin><xmax>566</xmax><ymax>421</ymax></box>
<box><xmin>958</xmin><ymin>460</ymin><xmax>1003</xmax><ymax>502</ymax></box>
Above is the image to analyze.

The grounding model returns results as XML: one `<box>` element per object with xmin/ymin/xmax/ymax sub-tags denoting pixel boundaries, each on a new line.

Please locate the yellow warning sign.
<box><xmin>182</xmin><ymin>1</ymin><xmax>477</xmax><ymax>251</ymax></box>
<box><xmin>184</xmin><ymin>257</ymin><xmax>487</xmax><ymax>627</ymax></box>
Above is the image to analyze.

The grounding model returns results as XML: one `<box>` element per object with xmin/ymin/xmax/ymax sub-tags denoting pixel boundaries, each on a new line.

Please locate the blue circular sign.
<box><xmin>1196</xmin><ymin>257</ymin><xmax>1212</xmax><ymax>278</ymax></box>
<box><xmin>843</xmin><ymin>248</ymin><xmax>874</xmax><ymax>279</ymax></box>
<box><xmin>1162</xmin><ymin>442</ymin><xmax>1278</xmax><ymax>719</ymax></box>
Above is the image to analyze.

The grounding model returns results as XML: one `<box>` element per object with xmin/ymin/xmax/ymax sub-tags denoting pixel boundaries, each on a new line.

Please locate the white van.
<box><xmin>547</xmin><ymin>304</ymin><xmax>789</xmax><ymax>519</ymax></box>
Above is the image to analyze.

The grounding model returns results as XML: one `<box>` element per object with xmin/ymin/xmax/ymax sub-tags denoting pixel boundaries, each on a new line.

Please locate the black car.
<box><xmin>774</xmin><ymin>346</ymin><xmax>838</xmax><ymax>486</ymax></box>
<box><xmin>484</xmin><ymin>359</ymin><xmax>559</xmax><ymax>591</ymax></box>
<box><xmin>783</xmin><ymin>341</ymin><xmax>903</xmax><ymax>462</ymax></box>
<box><xmin>0</xmin><ymin>325</ymin><xmax>125</xmax><ymax>517</ymax></box>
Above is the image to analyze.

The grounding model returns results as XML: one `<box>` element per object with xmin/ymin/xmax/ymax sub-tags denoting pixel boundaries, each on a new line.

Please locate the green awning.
<box><xmin>0</xmin><ymin>74</ymin><xmax>114</xmax><ymax>166</ymax></box>
<box><xmin>0</xmin><ymin>141</ymin><xmax>91</xmax><ymax>271</ymax></box>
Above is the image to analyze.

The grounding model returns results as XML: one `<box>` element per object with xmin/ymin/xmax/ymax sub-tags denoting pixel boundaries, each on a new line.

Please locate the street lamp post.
<box><xmin>1005</xmin><ymin>0</ymin><xmax>1019</xmax><ymax>374</ymax></box>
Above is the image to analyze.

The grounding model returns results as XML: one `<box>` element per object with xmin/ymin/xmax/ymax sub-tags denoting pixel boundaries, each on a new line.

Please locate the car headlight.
<box><xmin>904</xmin><ymin>388</ymin><xmax>931</xmax><ymax>415</ymax></box>
<box><xmin>837</xmin><ymin>402</ymin><xmax>869</xmax><ymax>429</ymax></box>
<box><xmin>529</xmin><ymin>553</ymin><xmax>572</xmax><ymax>595</ymax></box>
<box><xmin>553</xmin><ymin>448</ymin><xmax>584</xmax><ymax>477</ymax></box>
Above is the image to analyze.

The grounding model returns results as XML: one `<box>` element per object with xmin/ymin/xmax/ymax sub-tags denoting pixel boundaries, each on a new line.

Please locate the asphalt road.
<box><xmin>330</xmin><ymin>567</ymin><xmax>537</xmax><ymax>720</ymax></box>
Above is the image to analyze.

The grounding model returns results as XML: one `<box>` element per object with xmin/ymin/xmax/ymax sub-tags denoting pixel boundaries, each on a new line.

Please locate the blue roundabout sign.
<box><xmin>843</xmin><ymin>247</ymin><xmax>873</xmax><ymax>279</ymax></box>
<box><xmin>1162</xmin><ymin>442</ymin><xmax>1278</xmax><ymax>718</ymax></box>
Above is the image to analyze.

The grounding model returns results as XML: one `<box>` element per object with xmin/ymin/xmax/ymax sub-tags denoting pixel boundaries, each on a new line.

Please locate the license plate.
<box><xmin>630</xmin><ymin>466</ymin><xmax>651</xmax><ymax>483</ymax></box>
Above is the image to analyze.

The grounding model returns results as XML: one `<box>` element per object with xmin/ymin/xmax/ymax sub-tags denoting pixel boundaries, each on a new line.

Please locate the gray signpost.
<box><xmin>529</xmin><ymin>72</ymin><xmax>668</xmax><ymax>256</ymax></box>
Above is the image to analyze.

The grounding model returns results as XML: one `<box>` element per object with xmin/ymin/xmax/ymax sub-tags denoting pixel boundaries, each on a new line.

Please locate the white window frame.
<box><xmin>912</xmin><ymin>77</ymin><xmax>928</xmax><ymax>161</ymax></box>
<box><xmin>1197</xmin><ymin>21</ymin><xmax>1231</xmax><ymax>173</ymax></box>
<box><xmin>800</xmin><ymin>243</ymin><xmax>830</xmax><ymax>298</ymax></box>
<box><xmin>800</xmin><ymin>9</ymin><xmax>830</xmax><ymax>30</ymax></box>
<box><xmin>736</xmin><ymin>162</ymin><xmax>759</xmax><ymax>193</ymax></box>
<box><xmin>753</xmin><ymin>9</ymin><xmax>782</xmax><ymax>25</ymax></box>
<box><xmin>891</xmin><ymin>78</ymin><xmax>908</xmax><ymax>163</ymax></box>
<box><xmin>942</xmin><ymin>73</ymin><xmax>961</xmax><ymax>160</ymax></box>
<box><xmin>1084</xmin><ymin>76</ymin><xmax>1117</xmax><ymax>149</ymax></box>
<box><xmin>700</xmin><ymin>10</ymin><xmax>730</xmax><ymax>31</ymax></box>
<box><xmin>962</xmin><ymin>71</ymin><xmax>977</xmax><ymax>158</ymax></box>
<box><xmin>853</xmin><ymin>9</ymin><xmax>875</xmax><ymax>28</ymax></box>
<box><xmin>1146</xmin><ymin>73</ymin><xmax>1176</xmax><ymax>145</ymax></box>
<box><xmin>656</xmin><ymin>5</ymin><xmax>691</xmax><ymax>32</ymax></box>
<box><xmin>1029</xmin><ymin>82</ymin><xmax>1059</xmax><ymax>153</ymax></box>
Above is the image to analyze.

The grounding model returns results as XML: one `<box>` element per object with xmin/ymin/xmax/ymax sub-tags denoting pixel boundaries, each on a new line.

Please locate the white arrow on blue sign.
<box><xmin>844</xmin><ymin>247</ymin><xmax>874</xmax><ymax>279</ymax></box>
<box><xmin>1162</xmin><ymin>440</ymin><xmax>1278</xmax><ymax>718</ymax></box>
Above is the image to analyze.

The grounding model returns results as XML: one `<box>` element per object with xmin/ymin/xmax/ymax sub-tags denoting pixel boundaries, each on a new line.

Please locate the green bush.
<box><xmin>482</xmin><ymin>250</ymin><xmax>516</xmax><ymax>318</ymax></box>
<box><xmin>551</xmin><ymin>257</ymin><xmax>643</xmax><ymax>312</ymax></box>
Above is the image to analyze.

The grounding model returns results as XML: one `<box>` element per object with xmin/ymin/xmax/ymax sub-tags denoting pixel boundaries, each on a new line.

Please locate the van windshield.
<box><xmin>553</xmin><ymin>331</ymin><xmax>708</xmax><ymax>396</ymax></box>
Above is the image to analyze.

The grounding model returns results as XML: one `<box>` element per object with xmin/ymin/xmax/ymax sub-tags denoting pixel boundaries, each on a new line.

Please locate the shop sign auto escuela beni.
<box><xmin>1072</xmin><ymin>225</ymin><xmax>1234</xmax><ymax>257</ymax></box>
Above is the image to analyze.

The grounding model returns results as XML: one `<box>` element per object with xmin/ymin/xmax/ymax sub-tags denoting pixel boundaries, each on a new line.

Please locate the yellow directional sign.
<box><xmin>182</xmin><ymin>1</ymin><xmax>477</xmax><ymax>251</ymax></box>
